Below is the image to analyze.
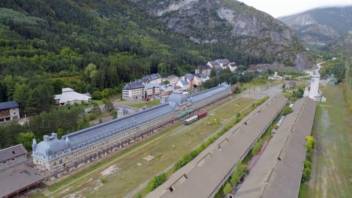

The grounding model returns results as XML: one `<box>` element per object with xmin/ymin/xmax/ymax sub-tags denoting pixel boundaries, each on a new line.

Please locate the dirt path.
<box><xmin>300</xmin><ymin>85</ymin><xmax>352</xmax><ymax>198</ymax></box>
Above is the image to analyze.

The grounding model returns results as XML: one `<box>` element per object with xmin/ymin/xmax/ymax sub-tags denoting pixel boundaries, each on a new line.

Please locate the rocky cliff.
<box><xmin>130</xmin><ymin>0</ymin><xmax>309</xmax><ymax>68</ymax></box>
<box><xmin>280</xmin><ymin>6</ymin><xmax>352</xmax><ymax>48</ymax></box>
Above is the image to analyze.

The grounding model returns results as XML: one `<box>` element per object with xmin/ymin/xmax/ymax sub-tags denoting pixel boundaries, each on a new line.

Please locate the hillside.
<box><xmin>0</xmin><ymin>0</ymin><xmax>309</xmax><ymax>113</ymax></box>
<box><xmin>280</xmin><ymin>6</ymin><xmax>352</xmax><ymax>48</ymax></box>
<box><xmin>131</xmin><ymin>0</ymin><xmax>308</xmax><ymax>68</ymax></box>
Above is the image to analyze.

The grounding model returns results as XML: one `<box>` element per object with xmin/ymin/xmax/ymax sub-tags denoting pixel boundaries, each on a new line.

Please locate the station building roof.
<box><xmin>0</xmin><ymin>101</ymin><xmax>19</xmax><ymax>111</ymax></box>
<box><xmin>148</xmin><ymin>95</ymin><xmax>287</xmax><ymax>198</ymax></box>
<box><xmin>235</xmin><ymin>97</ymin><xmax>316</xmax><ymax>198</ymax></box>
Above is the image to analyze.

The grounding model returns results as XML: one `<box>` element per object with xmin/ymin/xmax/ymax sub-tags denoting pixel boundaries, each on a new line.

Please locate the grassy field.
<box><xmin>299</xmin><ymin>85</ymin><xmax>352</xmax><ymax>198</ymax></box>
<box><xmin>32</xmin><ymin>96</ymin><xmax>256</xmax><ymax>198</ymax></box>
<box><xmin>126</xmin><ymin>99</ymin><xmax>161</xmax><ymax>109</ymax></box>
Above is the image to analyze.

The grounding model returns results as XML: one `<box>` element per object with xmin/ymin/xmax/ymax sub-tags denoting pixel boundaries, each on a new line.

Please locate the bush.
<box><xmin>147</xmin><ymin>173</ymin><xmax>167</xmax><ymax>192</ymax></box>
<box><xmin>302</xmin><ymin>160</ymin><xmax>312</xmax><ymax>182</ymax></box>
<box><xmin>223</xmin><ymin>182</ymin><xmax>233</xmax><ymax>194</ymax></box>
<box><xmin>305</xmin><ymin>136</ymin><xmax>315</xmax><ymax>153</ymax></box>
<box><xmin>282</xmin><ymin>106</ymin><xmax>293</xmax><ymax>116</ymax></box>
<box><xmin>230</xmin><ymin>163</ymin><xmax>247</xmax><ymax>186</ymax></box>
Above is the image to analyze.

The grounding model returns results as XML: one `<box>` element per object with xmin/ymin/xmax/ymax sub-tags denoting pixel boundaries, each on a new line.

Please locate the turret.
<box><xmin>32</xmin><ymin>138</ymin><xmax>37</xmax><ymax>151</ymax></box>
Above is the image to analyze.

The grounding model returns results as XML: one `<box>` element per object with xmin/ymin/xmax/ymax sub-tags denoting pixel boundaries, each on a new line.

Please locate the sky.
<box><xmin>238</xmin><ymin>0</ymin><xmax>352</xmax><ymax>17</ymax></box>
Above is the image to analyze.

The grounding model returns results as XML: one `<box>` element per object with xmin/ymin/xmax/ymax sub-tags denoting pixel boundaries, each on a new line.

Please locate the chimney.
<box><xmin>43</xmin><ymin>135</ymin><xmax>49</xmax><ymax>142</ymax></box>
<box><xmin>32</xmin><ymin>138</ymin><xmax>37</xmax><ymax>150</ymax></box>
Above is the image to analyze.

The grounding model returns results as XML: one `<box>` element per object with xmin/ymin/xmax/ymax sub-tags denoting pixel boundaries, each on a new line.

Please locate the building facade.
<box><xmin>122</xmin><ymin>80</ymin><xmax>145</xmax><ymax>101</ymax></box>
<box><xmin>0</xmin><ymin>101</ymin><xmax>20</xmax><ymax>123</ymax></box>
<box><xmin>32</xmin><ymin>83</ymin><xmax>232</xmax><ymax>176</ymax></box>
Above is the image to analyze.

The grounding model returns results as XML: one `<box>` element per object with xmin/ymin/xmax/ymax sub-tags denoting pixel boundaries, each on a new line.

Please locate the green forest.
<box><xmin>0</xmin><ymin>0</ymin><xmax>278</xmax><ymax>149</ymax></box>
<box><xmin>0</xmin><ymin>0</ymin><xmax>270</xmax><ymax>114</ymax></box>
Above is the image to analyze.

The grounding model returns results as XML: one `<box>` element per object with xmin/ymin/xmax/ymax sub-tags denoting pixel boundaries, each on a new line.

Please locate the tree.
<box><xmin>103</xmin><ymin>99</ymin><xmax>114</xmax><ymax>112</ymax></box>
<box><xmin>16</xmin><ymin>131</ymin><xmax>34</xmax><ymax>150</ymax></box>
<box><xmin>84</xmin><ymin>63</ymin><xmax>98</xmax><ymax>86</ymax></box>
<box><xmin>13</xmin><ymin>83</ymin><xmax>30</xmax><ymax>114</ymax></box>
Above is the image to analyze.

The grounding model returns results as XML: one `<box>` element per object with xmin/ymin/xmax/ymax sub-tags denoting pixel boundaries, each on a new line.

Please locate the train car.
<box><xmin>197</xmin><ymin>111</ymin><xmax>208</xmax><ymax>119</ymax></box>
<box><xmin>184</xmin><ymin>115</ymin><xmax>198</xmax><ymax>125</ymax></box>
<box><xmin>184</xmin><ymin>111</ymin><xmax>208</xmax><ymax>125</ymax></box>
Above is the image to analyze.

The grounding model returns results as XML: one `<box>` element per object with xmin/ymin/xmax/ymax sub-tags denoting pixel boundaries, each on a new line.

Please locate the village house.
<box><xmin>176</xmin><ymin>74</ymin><xmax>202</xmax><ymax>90</ymax></box>
<box><xmin>163</xmin><ymin>75</ymin><xmax>179</xmax><ymax>86</ymax></box>
<box><xmin>195</xmin><ymin>64</ymin><xmax>212</xmax><ymax>78</ymax></box>
<box><xmin>206</xmin><ymin>59</ymin><xmax>237</xmax><ymax>72</ymax></box>
<box><xmin>144</xmin><ymin>83</ymin><xmax>161</xmax><ymax>100</ymax></box>
<box><xmin>268</xmin><ymin>72</ymin><xmax>284</xmax><ymax>80</ymax></box>
<box><xmin>122</xmin><ymin>80</ymin><xmax>145</xmax><ymax>101</ymax></box>
<box><xmin>55</xmin><ymin>88</ymin><xmax>91</xmax><ymax>106</ymax></box>
<box><xmin>0</xmin><ymin>101</ymin><xmax>20</xmax><ymax>123</ymax></box>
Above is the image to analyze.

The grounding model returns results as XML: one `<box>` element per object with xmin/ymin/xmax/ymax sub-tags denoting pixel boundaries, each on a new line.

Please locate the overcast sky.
<box><xmin>238</xmin><ymin>0</ymin><xmax>352</xmax><ymax>17</ymax></box>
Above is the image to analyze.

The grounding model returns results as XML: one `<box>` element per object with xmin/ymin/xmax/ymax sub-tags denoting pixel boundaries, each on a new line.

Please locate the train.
<box><xmin>184</xmin><ymin>111</ymin><xmax>208</xmax><ymax>125</ymax></box>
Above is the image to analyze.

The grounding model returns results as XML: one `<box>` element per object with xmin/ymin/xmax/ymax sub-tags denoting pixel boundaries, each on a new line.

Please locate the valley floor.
<box><xmin>30</xmin><ymin>94</ymin><xmax>260</xmax><ymax>198</ymax></box>
<box><xmin>300</xmin><ymin>85</ymin><xmax>352</xmax><ymax>198</ymax></box>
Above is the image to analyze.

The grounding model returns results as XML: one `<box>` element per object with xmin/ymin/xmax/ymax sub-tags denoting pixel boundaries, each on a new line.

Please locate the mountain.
<box><xmin>131</xmin><ymin>0</ymin><xmax>308</xmax><ymax>68</ymax></box>
<box><xmin>0</xmin><ymin>0</ymin><xmax>308</xmax><ymax>85</ymax></box>
<box><xmin>280</xmin><ymin>6</ymin><xmax>352</xmax><ymax>48</ymax></box>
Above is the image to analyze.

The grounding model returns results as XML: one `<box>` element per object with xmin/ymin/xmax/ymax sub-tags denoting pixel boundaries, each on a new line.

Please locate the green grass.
<box><xmin>299</xmin><ymin>85</ymin><xmax>352</xmax><ymax>198</ymax></box>
<box><xmin>33</xmin><ymin>96</ymin><xmax>256</xmax><ymax>198</ymax></box>
<box><xmin>123</xmin><ymin>99</ymin><xmax>161</xmax><ymax>109</ymax></box>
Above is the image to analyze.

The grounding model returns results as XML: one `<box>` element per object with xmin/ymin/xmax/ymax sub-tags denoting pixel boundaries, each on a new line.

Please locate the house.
<box><xmin>195</xmin><ymin>64</ymin><xmax>212</xmax><ymax>78</ymax></box>
<box><xmin>0</xmin><ymin>101</ymin><xmax>20</xmax><ymax>123</ymax></box>
<box><xmin>122</xmin><ymin>80</ymin><xmax>145</xmax><ymax>101</ymax></box>
<box><xmin>163</xmin><ymin>75</ymin><xmax>179</xmax><ymax>86</ymax></box>
<box><xmin>55</xmin><ymin>88</ymin><xmax>91</xmax><ymax>105</ymax></box>
<box><xmin>142</xmin><ymin>73</ymin><xmax>162</xmax><ymax>84</ymax></box>
<box><xmin>206</xmin><ymin>59</ymin><xmax>237</xmax><ymax>72</ymax></box>
<box><xmin>268</xmin><ymin>72</ymin><xmax>283</xmax><ymax>80</ymax></box>
<box><xmin>144</xmin><ymin>83</ymin><xmax>161</xmax><ymax>100</ymax></box>
<box><xmin>176</xmin><ymin>78</ymin><xmax>190</xmax><ymax>90</ymax></box>
<box><xmin>176</xmin><ymin>74</ymin><xmax>202</xmax><ymax>90</ymax></box>
<box><xmin>284</xmin><ymin>81</ymin><xmax>297</xmax><ymax>89</ymax></box>
<box><xmin>0</xmin><ymin>144</ymin><xmax>44</xmax><ymax>198</ymax></box>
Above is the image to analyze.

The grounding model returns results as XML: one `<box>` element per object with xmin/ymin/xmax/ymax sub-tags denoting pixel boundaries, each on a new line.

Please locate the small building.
<box><xmin>195</xmin><ymin>64</ymin><xmax>212</xmax><ymax>78</ymax></box>
<box><xmin>0</xmin><ymin>144</ymin><xmax>44</xmax><ymax>198</ymax></box>
<box><xmin>0</xmin><ymin>101</ymin><xmax>20</xmax><ymax>123</ymax></box>
<box><xmin>122</xmin><ymin>80</ymin><xmax>145</xmax><ymax>101</ymax></box>
<box><xmin>144</xmin><ymin>83</ymin><xmax>161</xmax><ymax>100</ymax></box>
<box><xmin>268</xmin><ymin>72</ymin><xmax>283</xmax><ymax>80</ymax></box>
<box><xmin>163</xmin><ymin>75</ymin><xmax>179</xmax><ymax>86</ymax></box>
<box><xmin>206</xmin><ymin>59</ymin><xmax>237</xmax><ymax>72</ymax></box>
<box><xmin>284</xmin><ymin>81</ymin><xmax>297</xmax><ymax>89</ymax></box>
<box><xmin>176</xmin><ymin>74</ymin><xmax>202</xmax><ymax>91</ymax></box>
<box><xmin>55</xmin><ymin>88</ymin><xmax>91</xmax><ymax>106</ymax></box>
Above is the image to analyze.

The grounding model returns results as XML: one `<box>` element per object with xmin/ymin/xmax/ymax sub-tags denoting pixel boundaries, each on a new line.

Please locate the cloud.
<box><xmin>238</xmin><ymin>0</ymin><xmax>352</xmax><ymax>17</ymax></box>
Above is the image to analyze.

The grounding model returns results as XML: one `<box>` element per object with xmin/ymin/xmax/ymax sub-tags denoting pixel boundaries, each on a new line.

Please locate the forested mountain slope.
<box><xmin>0</xmin><ymin>0</ymin><xmax>308</xmax><ymax>114</ymax></box>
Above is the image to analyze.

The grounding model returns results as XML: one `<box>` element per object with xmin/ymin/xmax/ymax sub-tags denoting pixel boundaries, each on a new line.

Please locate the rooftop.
<box><xmin>142</xmin><ymin>73</ymin><xmax>161</xmax><ymax>82</ymax></box>
<box><xmin>235</xmin><ymin>97</ymin><xmax>316</xmax><ymax>198</ymax></box>
<box><xmin>54</xmin><ymin>88</ymin><xmax>91</xmax><ymax>104</ymax></box>
<box><xmin>123</xmin><ymin>80</ymin><xmax>144</xmax><ymax>90</ymax></box>
<box><xmin>0</xmin><ymin>101</ymin><xmax>19</xmax><ymax>111</ymax></box>
<box><xmin>0</xmin><ymin>144</ymin><xmax>27</xmax><ymax>163</ymax></box>
<box><xmin>0</xmin><ymin>163</ymin><xmax>44</xmax><ymax>198</ymax></box>
<box><xmin>148</xmin><ymin>95</ymin><xmax>287</xmax><ymax>198</ymax></box>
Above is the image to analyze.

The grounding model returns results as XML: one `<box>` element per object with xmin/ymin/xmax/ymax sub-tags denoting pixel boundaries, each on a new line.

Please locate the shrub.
<box><xmin>223</xmin><ymin>182</ymin><xmax>233</xmax><ymax>194</ymax></box>
<box><xmin>147</xmin><ymin>173</ymin><xmax>167</xmax><ymax>192</ymax></box>
<box><xmin>230</xmin><ymin>163</ymin><xmax>247</xmax><ymax>186</ymax></box>
<box><xmin>282</xmin><ymin>106</ymin><xmax>293</xmax><ymax>116</ymax></box>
